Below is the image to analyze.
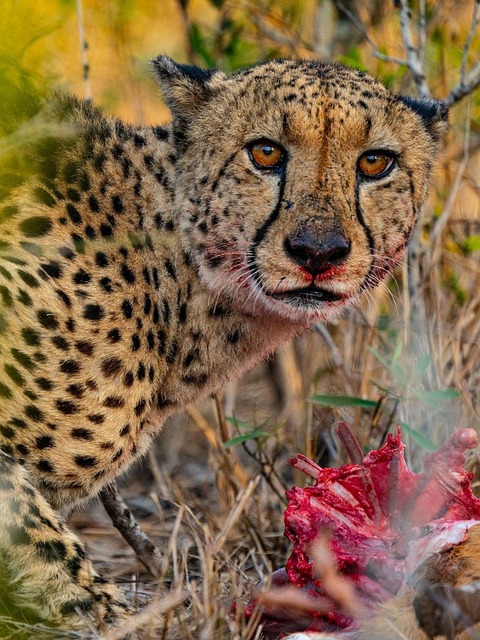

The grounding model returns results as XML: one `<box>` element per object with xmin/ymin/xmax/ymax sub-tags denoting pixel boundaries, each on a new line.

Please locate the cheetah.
<box><xmin>0</xmin><ymin>56</ymin><xmax>447</xmax><ymax>632</ymax></box>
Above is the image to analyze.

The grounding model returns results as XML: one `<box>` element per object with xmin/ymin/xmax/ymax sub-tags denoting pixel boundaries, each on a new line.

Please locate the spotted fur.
<box><xmin>0</xmin><ymin>57</ymin><xmax>447</xmax><ymax>630</ymax></box>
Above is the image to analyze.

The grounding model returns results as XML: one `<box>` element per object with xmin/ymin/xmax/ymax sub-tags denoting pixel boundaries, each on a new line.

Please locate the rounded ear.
<box><xmin>398</xmin><ymin>96</ymin><xmax>449</xmax><ymax>144</ymax></box>
<box><xmin>151</xmin><ymin>56</ymin><xmax>224</xmax><ymax>120</ymax></box>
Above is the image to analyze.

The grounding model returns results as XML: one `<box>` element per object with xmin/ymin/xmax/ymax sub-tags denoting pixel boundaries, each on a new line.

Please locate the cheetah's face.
<box><xmin>153</xmin><ymin>58</ymin><xmax>447</xmax><ymax>325</ymax></box>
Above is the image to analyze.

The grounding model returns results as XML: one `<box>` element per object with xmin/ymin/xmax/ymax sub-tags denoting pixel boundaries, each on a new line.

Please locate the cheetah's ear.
<box><xmin>151</xmin><ymin>56</ymin><xmax>225</xmax><ymax>119</ymax></box>
<box><xmin>398</xmin><ymin>96</ymin><xmax>449</xmax><ymax>144</ymax></box>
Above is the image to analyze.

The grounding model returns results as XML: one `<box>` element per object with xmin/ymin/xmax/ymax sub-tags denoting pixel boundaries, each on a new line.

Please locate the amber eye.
<box><xmin>357</xmin><ymin>151</ymin><xmax>395</xmax><ymax>178</ymax></box>
<box><xmin>247</xmin><ymin>139</ymin><xmax>285</xmax><ymax>170</ymax></box>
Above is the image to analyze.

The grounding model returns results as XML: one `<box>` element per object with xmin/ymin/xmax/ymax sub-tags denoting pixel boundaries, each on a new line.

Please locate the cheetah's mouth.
<box><xmin>270</xmin><ymin>285</ymin><xmax>344</xmax><ymax>304</ymax></box>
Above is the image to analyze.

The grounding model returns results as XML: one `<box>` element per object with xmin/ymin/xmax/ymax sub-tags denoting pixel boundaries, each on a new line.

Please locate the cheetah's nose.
<box><xmin>284</xmin><ymin>230</ymin><xmax>351</xmax><ymax>277</ymax></box>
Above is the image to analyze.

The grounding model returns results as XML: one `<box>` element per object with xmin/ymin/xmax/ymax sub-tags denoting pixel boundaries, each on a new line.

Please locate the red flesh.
<box><xmin>247</xmin><ymin>426</ymin><xmax>480</xmax><ymax>638</ymax></box>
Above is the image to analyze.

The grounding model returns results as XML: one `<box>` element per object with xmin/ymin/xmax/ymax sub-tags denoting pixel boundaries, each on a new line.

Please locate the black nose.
<box><xmin>284</xmin><ymin>230</ymin><xmax>351</xmax><ymax>276</ymax></box>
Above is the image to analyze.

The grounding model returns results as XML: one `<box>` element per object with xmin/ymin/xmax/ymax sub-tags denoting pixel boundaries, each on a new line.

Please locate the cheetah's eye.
<box><xmin>247</xmin><ymin>139</ymin><xmax>286</xmax><ymax>170</ymax></box>
<box><xmin>357</xmin><ymin>151</ymin><xmax>396</xmax><ymax>179</ymax></box>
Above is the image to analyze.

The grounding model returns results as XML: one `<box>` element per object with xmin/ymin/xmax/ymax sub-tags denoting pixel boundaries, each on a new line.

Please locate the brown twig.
<box><xmin>100</xmin><ymin>482</ymin><xmax>163</xmax><ymax>579</ymax></box>
<box><xmin>175</xmin><ymin>0</ymin><xmax>196</xmax><ymax>64</ymax></box>
<box><xmin>397</xmin><ymin>0</ymin><xmax>431</xmax><ymax>97</ymax></box>
<box><xmin>430</xmin><ymin>102</ymin><xmax>472</xmax><ymax>249</ymax></box>
<box><xmin>75</xmin><ymin>0</ymin><xmax>92</xmax><ymax>101</ymax></box>
<box><xmin>445</xmin><ymin>0</ymin><xmax>480</xmax><ymax>107</ymax></box>
<box><xmin>333</xmin><ymin>0</ymin><xmax>409</xmax><ymax>67</ymax></box>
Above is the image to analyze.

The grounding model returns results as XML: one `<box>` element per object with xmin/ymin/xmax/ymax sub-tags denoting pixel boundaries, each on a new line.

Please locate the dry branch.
<box><xmin>75</xmin><ymin>0</ymin><xmax>92</xmax><ymax>101</ymax></box>
<box><xmin>100</xmin><ymin>482</ymin><xmax>163</xmax><ymax>579</ymax></box>
<box><xmin>397</xmin><ymin>0</ymin><xmax>430</xmax><ymax>97</ymax></box>
<box><xmin>333</xmin><ymin>0</ymin><xmax>409</xmax><ymax>67</ymax></box>
<box><xmin>446</xmin><ymin>0</ymin><xmax>480</xmax><ymax>106</ymax></box>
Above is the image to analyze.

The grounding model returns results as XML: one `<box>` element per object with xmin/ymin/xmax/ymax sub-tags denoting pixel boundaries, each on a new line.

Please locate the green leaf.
<box><xmin>415</xmin><ymin>388</ymin><xmax>460</xmax><ymax>405</ymax></box>
<box><xmin>309</xmin><ymin>394</ymin><xmax>377</xmax><ymax>408</ymax></box>
<box><xmin>188</xmin><ymin>23</ymin><xmax>215</xmax><ymax>68</ymax></box>
<box><xmin>462</xmin><ymin>235</ymin><xmax>480</xmax><ymax>253</ymax></box>
<box><xmin>412</xmin><ymin>354</ymin><xmax>431</xmax><ymax>379</ymax></box>
<box><xmin>399</xmin><ymin>422</ymin><xmax>437</xmax><ymax>451</ymax></box>
<box><xmin>223</xmin><ymin>424</ymin><xmax>267</xmax><ymax>448</ymax></box>
<box><xmin>368</xmin><ymin>346</ymin><xmax>407</xmax><ymax>384</ymax></box>
<box><xmin>369</xmin><ymin>380</ymin><xmax>401</xmax><ymax>398</ymax></box>
<box><xmin>226</xmin><ymin>416</ymin><xmax>254</xmax><ymax>430</ymax></box>
<box><xmin>393</xmin><ymin>340</ymin><xmax>403</xmax><ymax>362</ymax></box>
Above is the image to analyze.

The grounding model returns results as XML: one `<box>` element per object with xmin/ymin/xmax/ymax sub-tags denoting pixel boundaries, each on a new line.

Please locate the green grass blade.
<box><xmin>309</xmin><ymin>394</ymin><xmax>377</xmax><ymax>408</ymax></box>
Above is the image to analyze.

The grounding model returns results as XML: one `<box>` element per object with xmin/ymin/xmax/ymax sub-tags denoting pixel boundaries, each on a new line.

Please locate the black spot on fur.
<box><xmin>134</xmin><ymin>399</ymin><xmax>146</xmax><ymax>416</ymax></box>
<box><xmin>0</xmin><ymin>382</ymin><xmax>12</xmax><ymax>398</ymax></box>
<box><xmin>67</xmin><ymin>383</ymin><xmax>84</xmax><ymax>398</ymax></box>
<box><xmin>52</xmin><ymin>336</ymin><xmax>69</xmax><ymax>351</ymax></box>
<box><xmin>73</xmin><ymin>269</ymin><xmax>91</xmax><ymax>285</ymax></box>
<box><xmin>107</xmin><ymin>328</ymin><xmax>121</xmax><ymax>343</ymax></box>
<box><xmin>164</xmin><ymin>259</ymin><xmax>176</xmax><ymax>279</ymax></box>
<box><xmin>122</xmin><ymin>300</ymin><xmax>133</xmax><ymax>319</ymax></box>
<box><xmin>56</xmin><ymin>290</ymin><xmax>72</xmax><ymax>308</ymax></box>
<box><xmin>8</xmin><ymin>524</ymin><xmax>32</xmax><ymax>545</ymax></box>
<box><xmin>66</xmin><ymin>203</ymin><xmax>81</xmax><ymax>224</ymax></box>
<box><xmin>76</xmin><ymin>341</ymin><xmax>94</xmax><ymax>356</ymax></box>
<box><xmin>40</xmin><ymin>261</ymin><xmax>62</xmax><ymax>279</ymax></box>
<box><xmin>34</xmin><ymin>187</ymin><xmax>56</xmax><ymax>207</ymax></box>
<box><xmin>123</xmin><ymin>371</ymin><xmax>134</xmax><ymax>387</ymax></box>
<box><xmin>19</xmin><ymin>217</ymin><xmax>52</xmax><ymax>237</ymax></box>
<box><xmin>18</xmin><ymin>289</ymin><xmax>33</xmax><ymax>307</ymax></box>
<box><xmin>101</xmin><ymin>357</ymin><xmax>122</xmax><ymax>377</ymax></box>
<box><xmin>0</xmin><ymin>286</ymin><xmax>13</xmax><ymax>307</ymax></box>
<box><xmin>72</xmin><ymin>428</ymin><xmax>93</xmax><ymax>440</ymax></box>
<box><xmin>0</xmin><ymin>424</ymin><xmax>15</xmax><ymax>438</ymax></box>
<box><xmin>112</xmin><ymin>195</ymin><xmax>124</xmax><ymax>213</ymax></box>
<box><xmin>67</xmin><ymin>188</ymin><xmax>81</xmax><ymax>203</ymax></box>
<box><xmin>0</xmin><ymin>265</ymin><xmax>12</xmax><ymax>280</ymax></box>
<box><xmin>21</xmin><ymin>327</ymin><xmax>41</xmax><ymax>346</ymax></box>
<box><xmin>120</xmin><ymin>264</ymin><xmax>135</xmax><ymax>283</ymax></box>
<box><xmin>146</xmin><ymin>330</ymin><xmax>155</xmax><ymax>350</ymax></box>
<box><xmin>88</xmin><ymin>194</ymin><xmax>100</xmax><ymax>213</ymax></box>
<box><xmin>84</xmin><ymin>304</ymin><xmax>104</xmax><ymax>321</ymax></box>
<box><xmin>74</xmin><ymin>455</ymin><xmax>97</xmax><ymax>468</ymax></box>
<box><xmin>5</xmin><ymin>364</ymin><xmax>25</xmax><ymax>386</ymax></box>
<box><xmin>37</xmin><ymin>310</ymin><xmax>59</xmax><ymax>330</ymax></box>
<box><xmin>18</xmin><ymin>270</ymin><xmax>40</xmax><ymax>288</ymax></box>
<box><xmin>60</xmin><ymin>360</ymin><xmax>80</xmax><ymax>374</ymax></box>
<box><xmin>35</xmin><ymin>377</ymin><xmax>53</xmax><ymax>390</ymax></box>
<box><xmin>56</xmin><ymin>399</ymin><xmax>79</xmax><ymax>414</ymax></box>
<box><xmin>25</xmin><ymin>405</ymin><xmax>44</xmax><ymax>422</ymax></box>
<box><xmin>100</xmin><ymin>223</ymin><xmax>113</xmax><ymax>237</ymax></box>
<box><xmin>11</xmin><ymin>348</ymin><xmax>35</xmax><ymax>371</ymax></box>
<box><xmin>95</xmin><ymin>252</ymin><xmax>109</xmax><ymax>268</ymax></box>
<box><xmin>103</xmin><ymin>396</ymin><xmax>124</xmax><ymax>408</ymax></box>
<box><xmin>85</xmin><ymin>225</ymin><xmax>96</xmax><ymax>239</ymax></box>
<box><xmin>36</xmin><ymin>436</ymin><xmax>54</xmax><ymax>450</ymax></box>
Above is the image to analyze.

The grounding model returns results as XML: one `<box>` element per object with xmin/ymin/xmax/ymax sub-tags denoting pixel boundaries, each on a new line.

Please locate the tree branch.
<box><xmin>445</xmin><ymin>0</ymin><xmax>480</xmax><ymax>107</ymax></box>
<box><xmin>333</xmin><ymin>0</ymin><xmax>409</xmax><ymax>67</ymax></box>
<box><xmin>100</xmin><ymin>482</ymin><xmax>163</xmax><ymax>579</ymax></box>
<box><xmin>398</xmin><ymin>0</ymin><xmax>430</xmax><ymax>97</ymax></box>
<box><xmin>75</xmin><ymin>0</ymin><xmax>92</xmax><ymax>101</ymax></box>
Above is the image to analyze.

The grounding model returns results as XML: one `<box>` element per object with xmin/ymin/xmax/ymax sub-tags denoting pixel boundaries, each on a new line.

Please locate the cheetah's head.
<box><xmin>152</xmin><ymin>57</ymin><xmax>448</xmax><ymax>326</ymax></box>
